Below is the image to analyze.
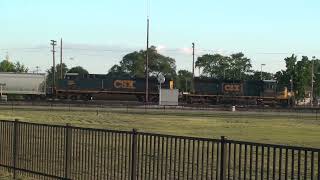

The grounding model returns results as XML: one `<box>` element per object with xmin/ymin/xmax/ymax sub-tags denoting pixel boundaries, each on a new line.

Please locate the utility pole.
<box><xmin>50</xmin><ymin>40</ymin><xmax>57</xmax><ymax>96</ymax></box>
<box><xmin>290</xmin><ymin>76</ymin><xmax>293</xmax><ymax>95</ymax></box>
<box><xmin>185</xmin><ymin>79</ymin><xmax>188</xmax><ymax>92</ymax></box>
<box><xmin>60</xmin><ymin>38</ymin><xmax>63</xmax><ymax>79</ymax></box>
<box><xmin>192</xmin><ymin>43</ymin><xmax>195</xmax><ymax>92</ymax></box>
<box><xmin>311</xmin><ymin>56</ymin><xmax>315</xmax><ymax>107</ymax></box>
<box><xmin>260</xmin><ymin>64</ymin><xmax>266</xmax><ymax>80</ymax></box>
<box><xmin>35</xmin><ymin>66</ymin><xmax>40</xmax><ymax>74</ymax></box>
<box><xmin>145</xmin><ymin>17</ymin><xmax>150</xmax><ymax>103</ymax></box>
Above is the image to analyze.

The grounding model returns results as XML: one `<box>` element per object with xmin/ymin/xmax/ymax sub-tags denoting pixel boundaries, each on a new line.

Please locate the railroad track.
<box><xmin>1</xmin><ymin>100</ymin><xmax>320</xmax><ymax>114</ymax></box>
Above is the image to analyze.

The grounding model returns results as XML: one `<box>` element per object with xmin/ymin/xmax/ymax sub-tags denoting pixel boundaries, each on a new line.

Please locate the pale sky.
<box><xmin>1</xmin><ymin>0</ymin><xmax>320</xmax><ymax>74</ymax></box>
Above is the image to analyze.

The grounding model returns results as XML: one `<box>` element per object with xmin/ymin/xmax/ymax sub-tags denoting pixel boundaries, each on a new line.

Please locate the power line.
<box><xmin>0</xmin><ymin>47</ymin><xmax>48</xmax><ymax>51</ymax></box>
<box><xmin>62</xmin><ymin>48</ymin><xmax>136</xmax><ymax>52</ymax></box>
<box><xmin>0</xmin><ymin>47</ymin><xmax>135</xmax><ymax>52</ymax></box>
<box><xmin>1</xmin><ymin>47</ymin><xmax>320</xmax><ymax>56</ymax></box>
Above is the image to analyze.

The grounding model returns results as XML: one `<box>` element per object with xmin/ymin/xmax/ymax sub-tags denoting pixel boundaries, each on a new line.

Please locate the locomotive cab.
<box><xmin>262</xmin><ymin>80</ymin><xmax>277</xmax><ymax>97</ymax></box>
<box><xmin>64</xmin><ymin>73</ymin><xmax>80</xmax><ymax>80</ymax></box>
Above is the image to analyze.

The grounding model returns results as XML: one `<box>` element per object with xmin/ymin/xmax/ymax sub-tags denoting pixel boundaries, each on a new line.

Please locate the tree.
<box><xmin>107</xmin><ymin>65</ymin><xmax>129</xmax><ymax>78</ymax></box>
<box><xmin>176</xmin><ymin>70</ymin><xmax>193</xmax><ymax>92</ymax></box>
<box><xmin>313</xmin><ymin>59</ymin><xmax>320</xmax><ymax>98</ymax></box>
<box><xmin>247</xmin><ymin>71</ymin><xmax>274</xmax><ymax>80</ymax></box>
<box><xmin>274</xmin><ymin>70</ymin><xmax>290</xmax><ymax>89</ymax></box>
<box><xmin>68</xmin><ymin>66</ymin><xmax>89</xmax><ymax>75</ymax></box>
<box><xmin>120</xmin><ymin>51</ymin><xmax>145</xmax><ymax>77</ymax></box>
<box><xmin>110</xmin><ymin>46</ymin><xmax>177</xmax><ymax>79</ymax></box>
<box><xmin>195</xmin><ymin>52</ymin><xmax>252</xmax><ymax>80</ymax></box>
<box><xmin>195</xmin><ymin>54</ymin><xmax>229</xmax><ymax>78</ymax></box>
<box><xmin>46</xmin><ymin>63</ymin><xmax>68</xmax><ymax>88</ymax></box>
<box><xmin>14</xmin><ymin>62</ymin><xmax>28</xmax><ymax>72</ymax></box>
<box><xmin>0</xmin><ymin>60</ymin><xmax>28</xmax><ymax>72</ymax></box>
<box><xmin>0</xmin><ymin>60</ymin><xmax>16</xmax><ymax>72</ymax></box>
<box><xmin>294</xmin><ymin>56</ymin><xmax>311</xmax><ymax>99</ymax></box>
<box><xmin>274</xmin><ymin>55</ymin><xmax>297</xmax><ymax>93</ymax></box>
<box><xmin>229</xmin><ymin>53</ymin><xmax>252</xmax><ymax>79</ymax></box>
<box><xmin>285</xmin><ymin>54</ymin><xmax>297</xmax><ymax>76</ymax></box>
<box><xmin>274</xmin><ymin>54</ymin><xmax>320</xmax><ymax>100</ymax></box>
<box><xmin>147</xmin><ymin>47</ymin><xmax>176</xmax><ymax>78</ymax></box>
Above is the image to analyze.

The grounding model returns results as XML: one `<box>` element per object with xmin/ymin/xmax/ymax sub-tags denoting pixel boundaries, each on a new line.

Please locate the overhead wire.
<box><xmin>0</xmin><ymin>47</ymin><xmax>319</xmax><ymax>56</ymax></box>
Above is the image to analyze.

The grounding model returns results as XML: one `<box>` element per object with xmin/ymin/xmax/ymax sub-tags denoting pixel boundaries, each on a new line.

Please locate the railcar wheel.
<box><xmin>150</xmin><ymin>96</ymin><xmax>159</xmax><ymax>103</ymax></box>
<box><xmin>136</xmin><ymin>96</ymin><xmax>145</xmax><ymax>102</ymax></box>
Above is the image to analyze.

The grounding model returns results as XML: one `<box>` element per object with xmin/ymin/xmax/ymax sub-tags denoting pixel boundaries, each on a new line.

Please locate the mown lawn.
<box><xmin>0</xmin><ymin>107</ymin><xmax>319</xmax><ymax>148</ymax></box>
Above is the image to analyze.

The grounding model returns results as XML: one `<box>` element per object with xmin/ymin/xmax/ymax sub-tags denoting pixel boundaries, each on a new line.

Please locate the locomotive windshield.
<box><xmin>263</xmin><ymin>80</ymin><xmax>276</xmax><ymax>90</ymax></box>
<box><xmin>262</xmin><ymin>80</ymin><xmax>277</xmax><ymax>97</ymax></box>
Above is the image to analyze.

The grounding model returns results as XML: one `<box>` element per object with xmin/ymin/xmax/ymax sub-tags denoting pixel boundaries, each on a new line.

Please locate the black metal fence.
<box><xmin>0</xmin><ymin>120</ymin><xmax>319</xmax><ymax>180</ymax></box>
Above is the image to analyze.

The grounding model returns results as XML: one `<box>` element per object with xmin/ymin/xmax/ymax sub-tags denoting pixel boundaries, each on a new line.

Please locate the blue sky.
<box><xmin>1</xmin><ymin>0</ymin><xmax>320</xmax><ymax>74</ymax></box>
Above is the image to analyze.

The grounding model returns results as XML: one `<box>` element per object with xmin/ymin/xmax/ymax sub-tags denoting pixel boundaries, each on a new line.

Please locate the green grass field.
<box><xmin>0</xmin><ymin>107</ymin><xmax>320</xmax><ymax>148</ymax></box>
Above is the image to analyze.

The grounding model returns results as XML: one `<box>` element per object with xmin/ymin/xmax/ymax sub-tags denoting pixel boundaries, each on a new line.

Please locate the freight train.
<box><xmin>55</xmin><ymin>73</ymin><xmax>173</xmax><ymax>102</ymax></box>
<box><xmin>183</xmin><ymin>77</ymin><xmax>291</xmax><ymax>106</ymax></box>
<box><xmin>0</xmin><ymin>72</ymin><xmax>291</xmax><ymax>106</ymax></box>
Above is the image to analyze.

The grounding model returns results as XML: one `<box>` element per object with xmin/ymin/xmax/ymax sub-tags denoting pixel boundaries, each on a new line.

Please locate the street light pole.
<box><xmin>260</xmin><ymin>64</ymin><xmax>266</xmax><ymax>80</ymax></box>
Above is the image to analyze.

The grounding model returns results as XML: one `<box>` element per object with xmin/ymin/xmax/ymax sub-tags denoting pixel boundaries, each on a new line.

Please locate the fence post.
<box><xmin>12</xmin><ymin>119</ymin><xmax>19</xmax><ymax>179</ymax></box>
<box><xmin>220</xmin><ymin>136</ymin><xmax>227</xmax><ymax>180</ymax></box>
<box><xmin>64</xmin><ymin>123</ymin><xmax>72</xmax><ymax>180</ymax></box>
<box><xmin>130</xmin><ymin>129</ymin><xmax>138</xmax><ymax>180</ymax></box>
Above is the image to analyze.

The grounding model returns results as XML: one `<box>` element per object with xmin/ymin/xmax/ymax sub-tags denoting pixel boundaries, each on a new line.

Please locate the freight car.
<box><xmin>55</xmin><ymin>73</ymin><xmax>173</xmax><ymax>102</ymax></box>
<box><xmin>183</xmin><ymin>77</ymin><xmax>290</xmax><ymax>106</ymax></box>
<box><xmin>0</xmin><ymin>72</ymin><xmax>46</xmax><ymax>100</ymax></box>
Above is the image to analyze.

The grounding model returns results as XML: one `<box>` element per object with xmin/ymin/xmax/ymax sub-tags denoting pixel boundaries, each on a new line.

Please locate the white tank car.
<box><xmin>0</xmin><ymin>73</ymin><xmax>46</xmax><ymax>95</ymax></box>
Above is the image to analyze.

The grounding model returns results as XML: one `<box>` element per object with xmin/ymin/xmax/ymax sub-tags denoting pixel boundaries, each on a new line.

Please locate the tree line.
<box><xmin>0</xmin><ymin>60</ymin><xmax>28</xmax><ymax>73</ymax></box>
<box><xmin>106</xmin><ymin>47</ymin><xmax>320</xmax><ymax>100</ymax></box>
<box><xmin>1</xmin><ymin>47</ymin><xmax>319</xmax><ymax>100</ymax></box>
<box><xmin>274</xmin><ymin>55</ymin><xmax>320</xmax><ymax>99</ymax></box>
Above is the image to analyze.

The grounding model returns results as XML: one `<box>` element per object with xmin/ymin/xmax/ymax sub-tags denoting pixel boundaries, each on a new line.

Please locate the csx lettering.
<box><xmin>114</xmin><ymin>80</ymin><xmax>135</xmax><ymax>89</ymax></box>
<box><xmin>224</xmin><ymin>84</ymin><xmax>241</xmax><ymax>92</ymax></box>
